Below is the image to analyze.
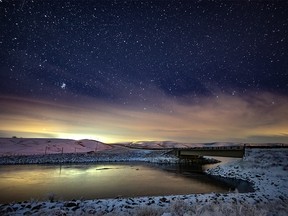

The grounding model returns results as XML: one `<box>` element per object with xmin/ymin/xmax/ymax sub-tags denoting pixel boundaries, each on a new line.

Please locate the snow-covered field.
<box><xmin>0</xmin><ymin>138</ymin><xmax>111</xmax><ymax>156</ymax></box>
<box><xmin>0</xmin><ymin>139</ymin><xmax>287</xmax><ymax>215</ymax></box>
<box><xmin>0</xmin><ymin>145</ymin><xmax>180</xmax><ymax>165</ymax></box>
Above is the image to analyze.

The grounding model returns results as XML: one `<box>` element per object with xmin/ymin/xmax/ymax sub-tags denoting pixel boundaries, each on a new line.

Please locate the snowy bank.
<box><xmin>0</xmin><ymin>149</ymin><xmax>180</xmax><ymax>165</ymax></box>
<box><xmin>0</xmin><ymin>148</ymin><xmax>287</xmax><ymax>215</ymax></box>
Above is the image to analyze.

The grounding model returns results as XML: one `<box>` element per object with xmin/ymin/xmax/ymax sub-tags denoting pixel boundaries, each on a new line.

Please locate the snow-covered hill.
<box><xmin>0</xmin><ymin>138</ymin><xmax>111</xmax><ymax>156</ymax></box>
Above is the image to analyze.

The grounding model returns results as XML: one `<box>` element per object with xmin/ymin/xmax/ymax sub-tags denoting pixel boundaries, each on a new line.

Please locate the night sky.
<box><xmin>1</xmin><ymin>0</ymin><xmax>288</xmax><ymax>143</ymax></box>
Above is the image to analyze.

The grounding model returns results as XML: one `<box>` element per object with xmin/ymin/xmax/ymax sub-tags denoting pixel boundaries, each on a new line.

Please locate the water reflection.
<box><xmin>0</xmin><ymin>163</ymin><xmax>245</xmax><ymax>203</ymax></box>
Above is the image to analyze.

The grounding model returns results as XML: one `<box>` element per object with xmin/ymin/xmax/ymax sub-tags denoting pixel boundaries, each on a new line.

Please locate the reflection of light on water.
<box><xmin>0</xmin><ymin>163</ymin><xmax>234</xmax><ymax>203</ymax></box>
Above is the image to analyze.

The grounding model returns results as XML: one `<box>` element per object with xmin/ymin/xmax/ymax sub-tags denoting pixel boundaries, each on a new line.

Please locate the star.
<box><xmin>0</xmin><ymin>0</ymin><xmax>287</xmax><ymax>143</ymax></box>
<box><xmin>61</xmin><ymin>83</ymin><xmax>66</xmax><ymax>89</ymax></box>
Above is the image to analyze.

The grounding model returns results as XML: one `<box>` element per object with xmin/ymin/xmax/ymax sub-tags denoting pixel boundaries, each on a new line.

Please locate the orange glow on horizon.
<box><xmin>0</xmin><ymin>92</ymin><xmax>288</xmax><ymax>144</ymax></box>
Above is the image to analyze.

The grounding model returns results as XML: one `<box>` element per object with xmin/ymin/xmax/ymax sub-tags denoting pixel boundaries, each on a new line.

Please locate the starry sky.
<box><xmin>1</xmin><ymin>0</ymin><xmax>288</xmax><ymax>143</ymax></box>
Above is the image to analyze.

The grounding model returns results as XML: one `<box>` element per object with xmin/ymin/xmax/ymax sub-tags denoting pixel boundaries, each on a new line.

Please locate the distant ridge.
<box><xmin>118</xmin><ymin>141</ymin><xmax>288</xmax><ymax>149</ymax></box>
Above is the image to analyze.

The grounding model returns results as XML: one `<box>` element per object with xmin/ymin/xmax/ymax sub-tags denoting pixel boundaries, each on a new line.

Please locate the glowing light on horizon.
<box><xmin>1</xmin><ymin>93</ymin><xmax>288</xmax><ymax>144</ymax></box>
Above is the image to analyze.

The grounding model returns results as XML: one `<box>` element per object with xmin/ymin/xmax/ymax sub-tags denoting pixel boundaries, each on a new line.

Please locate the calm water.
<box><xmin>0</xmin><ymin>162</ymin><xmax>250</xmax><ymax>203</ymax></box>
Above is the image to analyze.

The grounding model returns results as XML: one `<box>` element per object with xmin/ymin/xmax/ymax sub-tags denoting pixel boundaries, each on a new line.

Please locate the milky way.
<box><xmin>1</xmin><ymin>1</ymin><xmax>288</xmax><ymax>143</ymax></box>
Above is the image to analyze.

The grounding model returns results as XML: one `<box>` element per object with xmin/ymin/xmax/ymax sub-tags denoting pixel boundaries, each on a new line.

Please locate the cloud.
<box><xmin>0</xmin><ymin>91</ymin><xmax>288</xmax><ymax>143</ymax></box>
<box><xmin>244</xmin><ymin>134</ymin><xmax>288</xmax><ymax>143</ymax></box>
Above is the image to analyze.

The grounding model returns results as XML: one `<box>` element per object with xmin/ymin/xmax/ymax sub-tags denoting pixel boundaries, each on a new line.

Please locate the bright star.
<box><xmin>61</xmin><ymin>83</ymin><xmax>66</xmax><ymax>89</ymax></box>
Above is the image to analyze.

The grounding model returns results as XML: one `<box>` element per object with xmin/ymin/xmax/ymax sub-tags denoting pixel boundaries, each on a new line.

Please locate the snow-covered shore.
<box><xmin>0</xmin><ymin>147</ymin><xmax>287</xmax><ymax>215</ymax></box>
<box><xmin>0</xmin><ymin>149</ymin><xmax>178</xmax><ymax>165</ymax></box>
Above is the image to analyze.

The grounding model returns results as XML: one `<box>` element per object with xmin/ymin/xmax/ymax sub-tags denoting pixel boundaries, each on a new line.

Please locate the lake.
<box><xmin>0</xmin><ymin>162</ymin><xmax>252</xmax><ymax>203</ymax></box>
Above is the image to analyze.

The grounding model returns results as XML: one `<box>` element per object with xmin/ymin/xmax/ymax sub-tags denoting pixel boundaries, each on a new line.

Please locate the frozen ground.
<box><xmin>0</xmin><ymin>139</ymin><xmax>287</xmax><ymax>215</ymax></box>
<box><xmin>0</xmin><ymin>138</ymin><xmax>111</xmax><ymax>156</ymax></box>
